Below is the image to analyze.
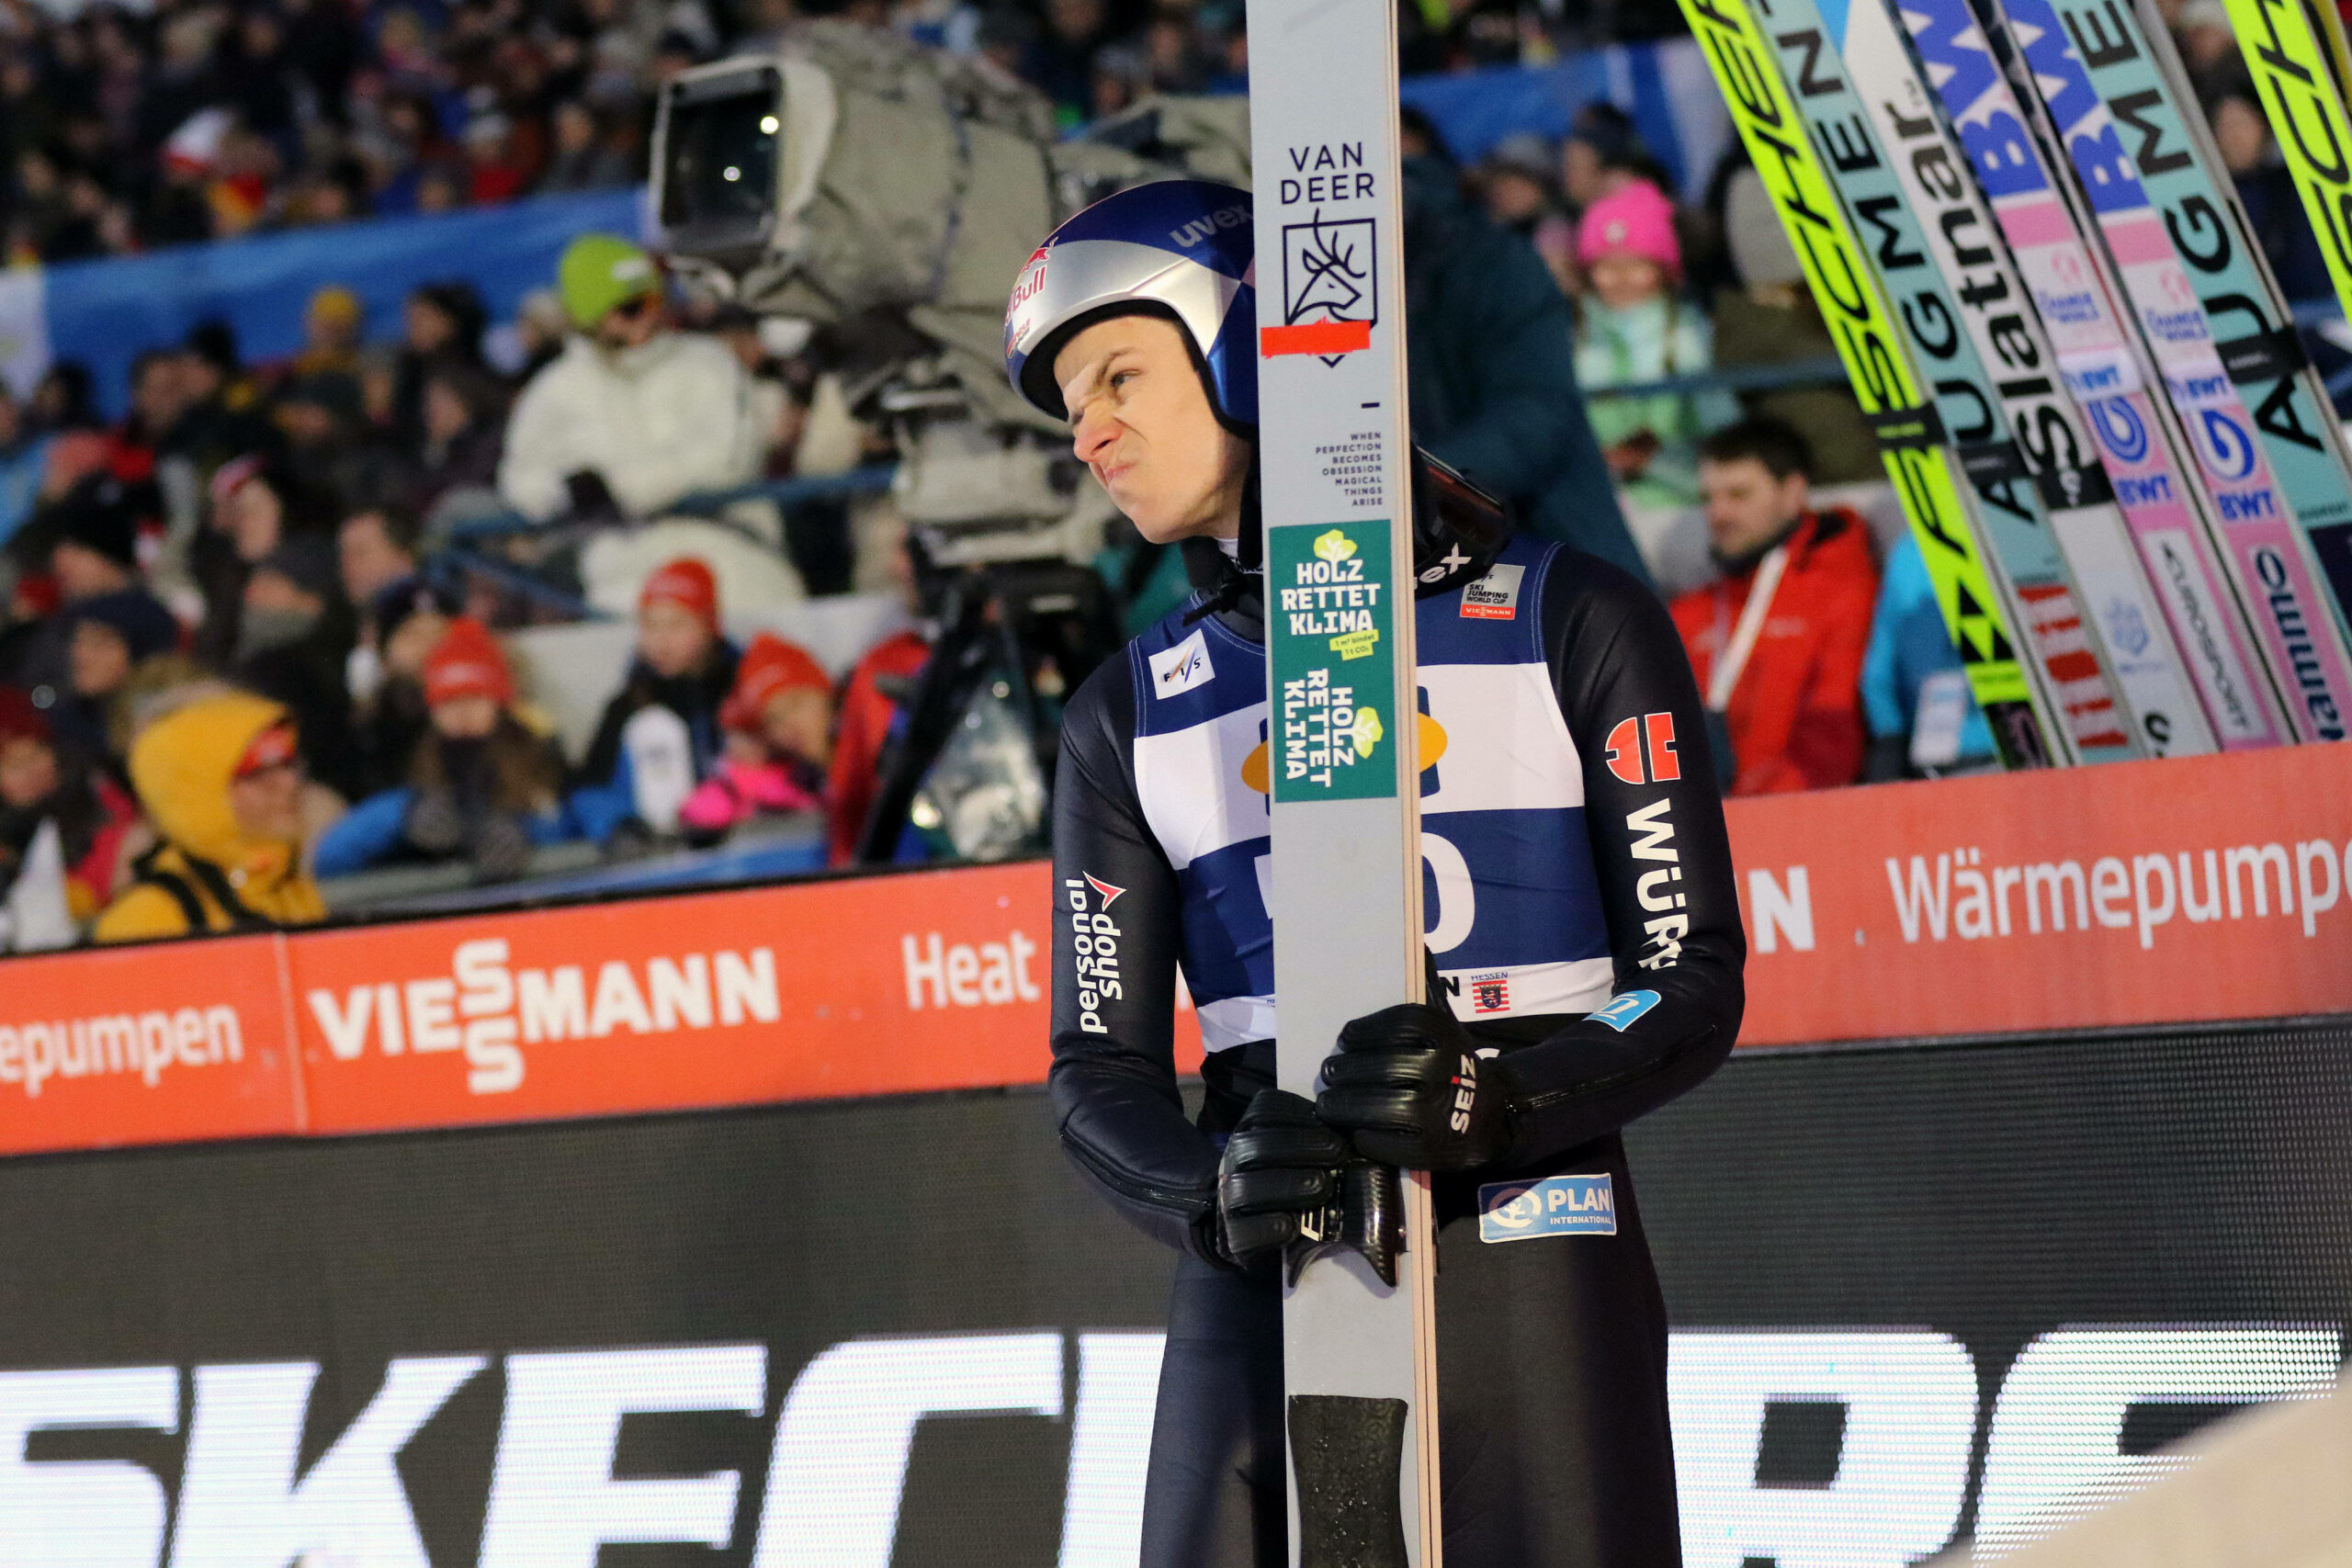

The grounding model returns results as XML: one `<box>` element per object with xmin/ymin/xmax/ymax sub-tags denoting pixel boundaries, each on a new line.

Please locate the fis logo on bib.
<box><xmin>1148</xmin><ymin>631</ymin><xmax>1215</xmax><ymax>699</ymax></box>
<box><xmin>1459</xmin><ymin>563</ymin><xmax>1525</xmax><ymax>620</ymax></box>
<box><xmin>1479</xmin><ymin>1174</ymin><xmax>1616</xmax><ymax>1241</ymax></box>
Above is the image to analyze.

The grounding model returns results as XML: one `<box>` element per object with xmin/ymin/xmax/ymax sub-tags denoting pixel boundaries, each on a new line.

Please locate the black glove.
<box><xmin>1317</xmin><ymin>1001</ymin><xmax>1518</xmax><ymax>1171</ymax></box>
<box><xmin>1216</xmin><ymin>1089</ymin><xmax>1403</xmax><ymax>1285</ymax></box>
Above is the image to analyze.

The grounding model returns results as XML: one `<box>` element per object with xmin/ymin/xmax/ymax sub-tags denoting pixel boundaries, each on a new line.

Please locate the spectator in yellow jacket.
<box><xmin>92</xmin><ymin>691</ymin><xmax>326</xmax><ymax>943</ymax></box>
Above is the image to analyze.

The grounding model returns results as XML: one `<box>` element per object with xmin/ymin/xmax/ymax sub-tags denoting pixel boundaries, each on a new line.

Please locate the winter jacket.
<box><xmin>0</xmin><ymin>767</ymin><xmax>139</xmax><ymax>924</ymax></box>
<box><xmin>315</xmin><ymin>714</ymin><xmax>576</xmax><ymax>875</ymax></box>
<box><xmin>92</xmin><ymin>691</ymin><xmax>326</xmax><ymax>942</ymax></box>
<box><xmin>1861</xmin><ymin>532</ymin><xmax>1994</xmax><ymax>773</ymax></box>
<box><xmin>1709</xmin><ymin>288</ymin><xmax>1883</xmax><ymax>485</ymax></box>
<box><xmin>1401</xmin><ymin>155</ymin><xmax>1652</xmax><ymax>587</ymax></box>
<box><xmin>570</xmin><ymin>643</ymin><xmax>741</xmax><ymax>842</ymax></box>
<box><xmin>1575</xmin><ymin>294</ymin><xmax>1739</xmax><ymax>510</ymax></box>
<box><xmin>498</xmin><ymin>333</ymin><xmax>767</xmax><ymax>523</ymax></box>
<box><xmin>1669</xmin><ymin>507</ymin><xmax>1879</xmax><ymax>795</ymax></box>
<box><xmin>827</xmin><ymin>629</ymin><xmax>928</xmax><ymax>866</ymax></box>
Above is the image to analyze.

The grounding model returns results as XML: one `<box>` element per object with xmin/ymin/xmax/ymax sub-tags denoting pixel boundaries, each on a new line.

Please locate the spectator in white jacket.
<box><xmin>497</xmin><ymin>234</ymin><xmax>768</xmax><ymax>525</ymax></box>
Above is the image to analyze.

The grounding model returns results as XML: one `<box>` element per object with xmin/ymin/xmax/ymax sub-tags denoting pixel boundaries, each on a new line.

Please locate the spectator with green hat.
<box><xmin>498</xmin><ymin>232</ymin><xmax>773</xmax><ymax>525</ymax></box>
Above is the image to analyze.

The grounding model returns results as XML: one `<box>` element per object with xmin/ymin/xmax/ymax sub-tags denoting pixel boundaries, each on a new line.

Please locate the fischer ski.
<box><xmin>1243</xmin><ymin>0</ymin><xmax>1442</xmax><ymax>1558</ymax></box>
<box><xmin>1898</xmin><ymin>0</ymin><xmax>2290</xmax><ymax>749</ymax></box>
<box><xmin>1770</xmin><ymin>0</ymin><xmax>2169</xmax><ymax>760</ymax></box>
<box><xmin>1995</xmin><ymin>0</ymin><xmax>2352</xmax><ymax>741</ymax></box>
<box><xmin>2217</xmin><ymin>0</ymin><xmax>2352</xmax><ymax>330</ymax></box>
<box><xmin>1678</xmin><ymin>0</ymin><xmax>2060</xmax><ymax>769</ymax></box>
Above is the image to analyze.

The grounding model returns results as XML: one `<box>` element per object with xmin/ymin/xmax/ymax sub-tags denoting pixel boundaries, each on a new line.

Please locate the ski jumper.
<box><xmin>1048</xmin><ymin>530</ymin><xmax>1746</xmax><ymax>1564</ymax></box>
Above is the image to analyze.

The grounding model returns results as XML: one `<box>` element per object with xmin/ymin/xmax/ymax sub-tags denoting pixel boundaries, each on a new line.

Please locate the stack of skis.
<box><xmin>1675</xmin><ymin>0</ymin><xmax>2352</xmax><ymax>764</ymax></box>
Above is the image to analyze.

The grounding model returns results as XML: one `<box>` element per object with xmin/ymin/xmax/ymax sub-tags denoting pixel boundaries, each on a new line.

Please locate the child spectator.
<box><xmin>0</xmin><ymin>686</ymin><xmax>141</xmax><ymax>940</ymax></box>
<box><xmin>1574</xmin><ymin>181</ymin><xmax>1736</xmax><ymax>511</ymax></box>
<box><xmin>314</xmin><ymin>617</ymin><xmax>571</xmax><ymax>882</ymax></box>
<box><xmin>1671</xmin><ymin>418</ymin><xmax>1879</xmax><ymax>795</ymax></box>
<box><xmin>93</xmin><ymin>692</ymin><xmax>325</xmax><ymax>942</ymax></box>
<box><xmin>680</xmin><ymin>633</ymin><xmax>832</xmax><ymax>842</ymax></box>
<box><xmin>571</xmin><ymin>556</ymin><xmax>741</xmax><ymax>847</ymax></box>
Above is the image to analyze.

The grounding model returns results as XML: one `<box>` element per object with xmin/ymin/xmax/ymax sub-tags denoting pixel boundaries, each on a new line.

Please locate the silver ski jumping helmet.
<box><xmin>1004</xmin><ymin>180</ymin><xmax>1256</xmax><ymax>427</ymax></box>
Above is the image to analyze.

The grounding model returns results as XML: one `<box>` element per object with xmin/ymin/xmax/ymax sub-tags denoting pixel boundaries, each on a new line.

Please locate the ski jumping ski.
<box><xmin>1244</xmin><ymin>0</ymin><xmax>1442</xmax><ymax>1556</ymax></box>
<box><xmin>1993</xmin><ymin>0</ymin><xmax>2352</xmax><ymax>742</ymax></box>
<box><xmin>1898</xmin><ymin>0</ymin><xmax>2290</xmax><ymax>750</ymax></box>
<box><xmin>1762</xmin><ymin>0</ymin><xmax>2156</xmax><ymax>761</ymax></box>
<box><xmin>1816</xmin><ymin>0</ymin><xmax>2213</xmax><ymax>755</ymax></box>
<box><xmin>2216</xmin><ymin>0</ymin><xmax>2352</xmax><ymax>330</ymax></box>
<box><xmin>1676</xmin><ymin>0</ymin><xmax>2060</xmax><ymax>770</ymax></box>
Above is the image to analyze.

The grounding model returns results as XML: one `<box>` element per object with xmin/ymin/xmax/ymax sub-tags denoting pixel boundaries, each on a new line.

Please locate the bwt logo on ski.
<box><xmin>305</xmin><ymin>939</ymin><xmax>781</xmax><ymax>1095</ymax></box>
<box><xmin>1067</xmin><ymin>874</ymin><xmax>1125</xmax><ymax>1034</ymax></box>
<box><xmin>1605</xmin><ymin>712</ymin><xmax>1682</xmax><ymax>784</ymax></box>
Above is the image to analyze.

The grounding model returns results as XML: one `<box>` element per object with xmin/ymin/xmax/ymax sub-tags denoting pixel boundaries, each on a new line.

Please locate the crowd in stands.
<box><xmin>0</xmin><ymin>0</ymin><xmax>2340</xmax><ymax>952</ymax></box>
<box><xmin>0</xmin><ymin>0</ymin><xmax>1693</xmax><ymax>265</ymax></box>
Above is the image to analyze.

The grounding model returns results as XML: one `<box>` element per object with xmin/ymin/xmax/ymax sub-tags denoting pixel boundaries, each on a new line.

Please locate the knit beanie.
<box><xmin>724</xmin><ymin>633</ymin><xmax>829</xmax><ymax>732</ymax></box>
<box><xmin>51</xmin><ymin>476</ymin><xmax>141</xmax><ymax>569</ymax></box>
<box><xmin>64</xmin><ymin>590</ymin><xmax>182</xmax><ymax>662</ymax></box>
<box><xmin>423</xmin><ymin>616</ymin><xmax>514</xmax><ymax>707</ymax></box>
<box><xmin>1577</xmin><ymin>180</ymin><xmax>1682</xmax><ymax>278</ymax></box>
<box><xmin>0</xmin><ymin>687</ymin><xmax>50</xmax><ymax>749</ymax></box>
<box><xmin>639</xmin><ymin>556</ymin><xmax>719</xmax><ymax>629</ymax></box>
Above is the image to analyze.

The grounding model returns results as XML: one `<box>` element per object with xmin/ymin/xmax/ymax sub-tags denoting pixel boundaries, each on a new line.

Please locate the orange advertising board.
<box><xmin>289</xmin><ymin>863</ymin><xmax>1054</xmax><ymax>1133</ymax></box>
<box><xmin>1</xmin><ymin>745</ymin><xmax>2347</xmax><ymax>1155</ymax></box>
<box><xmin>0</xmin><ymin>935</ymin><xmax>298</xmax><ymax>1153</ymax></box>
<box><xmin>1726</xmin><ymin>746</ymin><xmax>2352</xmax><ymax>1043</ymax></box>
<box><xmin>287</xmin><ymin>862</ymin><xmax>1204</xmax><ymax>1135</ymax></box>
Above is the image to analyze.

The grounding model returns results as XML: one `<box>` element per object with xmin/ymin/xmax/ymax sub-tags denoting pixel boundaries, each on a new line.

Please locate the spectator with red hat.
<box><xmin>0</xmin><ymin>685</ymin><xmax>141</xmax><ymax>944</ymax></box>
<box><xmin>314</xmin><ymin>617</ymin><xmax>572</xmax><ymax>882</ymax></box>
<box><xmin>679</xmin><ymin>633</ymin><xmax>834</xmax><ymax>843</ymax></box>
<box><xmin>571</xmin><ymin>555</ymin><xmax>741</xmax><ymax>848</ymax></box>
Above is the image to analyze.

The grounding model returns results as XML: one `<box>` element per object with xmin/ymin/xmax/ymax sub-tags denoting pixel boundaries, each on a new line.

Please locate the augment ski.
<box><xmin>1803</xmin><ymin>0</ymin><xmax>2211</xmax><ymax>757</ymax></box>
<box><xmin>1244</xmin><ymin>0</ymin><xmax>1443</xmax><ymax>1554</ymax></box>
<box><xmin>1677</xmin><ymin>0</ymin><xmax>2060</xmax><ymax>769</ymax></box>
<box><xmin>1994</xmin><ymin>0</ymin><xmax>2352</xmax><ymax>742</ymax></box>
<box><xmin>1898</xmin><ymin>0</ymin><xmax>2290</xmax><ymax>749</ymax></box>
<box><xmin>1753</xmin><ymin>0</ymin><xmax>2137</xmax><ymax>761</ymax></box>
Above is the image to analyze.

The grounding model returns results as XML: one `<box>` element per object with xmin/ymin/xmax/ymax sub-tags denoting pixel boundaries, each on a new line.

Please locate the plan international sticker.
<box><xmin>1268</xmin><ymin>522</ymin><xmax>1396</xmax><ymax>803</ymax></box>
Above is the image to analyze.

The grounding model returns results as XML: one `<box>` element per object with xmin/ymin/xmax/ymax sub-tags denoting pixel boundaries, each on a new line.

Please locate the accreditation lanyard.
<box><xmin>1706</xmin><ymin>543</ymin><xmax>1789</xmax><ymax>714</ymax></box>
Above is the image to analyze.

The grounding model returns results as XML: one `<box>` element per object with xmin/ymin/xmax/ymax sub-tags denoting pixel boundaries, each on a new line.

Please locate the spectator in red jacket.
<box><xmin>1670</xmin><ymin>417</ymin><xmax>1879</xmax><ymax>795</ymax></box>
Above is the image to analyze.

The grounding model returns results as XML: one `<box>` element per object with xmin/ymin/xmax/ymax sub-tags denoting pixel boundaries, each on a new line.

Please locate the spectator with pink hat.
<box><xmin>1572</xmin><ymin>181</ymin><xmax>1738</xmax><ymax>512</ymax></box>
